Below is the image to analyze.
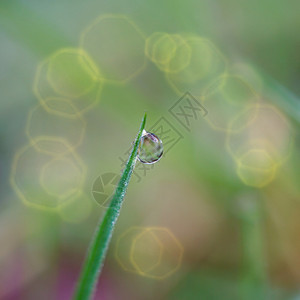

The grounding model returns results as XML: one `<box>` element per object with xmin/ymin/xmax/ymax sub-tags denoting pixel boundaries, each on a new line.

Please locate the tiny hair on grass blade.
<box><xmin>74</xmin><ymin>113</ymin><xmax>147</xmax><ymax>300</ymax></box>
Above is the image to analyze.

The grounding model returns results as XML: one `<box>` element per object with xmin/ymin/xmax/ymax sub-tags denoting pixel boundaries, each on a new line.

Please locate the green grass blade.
<box><xmin>74</xmin><ymin>113</ymin><xmax>147</xmax><ymax>300</ymax></box>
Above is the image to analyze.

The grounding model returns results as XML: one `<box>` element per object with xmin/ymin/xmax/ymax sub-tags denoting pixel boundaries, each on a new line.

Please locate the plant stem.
<box><xmin>74</xmin><ymin>113</ymin><xmax>147</xmax><ymax>300</ymax></box>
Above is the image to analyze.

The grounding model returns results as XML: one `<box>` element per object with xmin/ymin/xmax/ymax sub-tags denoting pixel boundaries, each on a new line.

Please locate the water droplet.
<box><xmin>138</xmin><ymin>131</ymin><xmax>163</xmax><ymax>164</ymax></box>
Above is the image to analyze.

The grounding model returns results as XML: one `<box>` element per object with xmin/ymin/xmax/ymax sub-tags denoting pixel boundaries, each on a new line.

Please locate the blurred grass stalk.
<box><xmin>238</xmin><ymin>193</ymin><xmax>267</xmax><ymax>300</ymax></box>
<box><xmin>258</xmin><ymin>68</ymin><xmax>300</xmax><ymax>124</ymax></box>
<box><xmin>73</xmin><ymin>113</ymin><xmax>146</xmax><ymax>300</ymax></box>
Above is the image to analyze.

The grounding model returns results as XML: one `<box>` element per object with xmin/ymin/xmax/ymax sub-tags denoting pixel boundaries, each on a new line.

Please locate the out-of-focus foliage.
<box><xmin>0</xmin><ymin>0</ymin><xmax>299</xmax><ymax>299</ymax></box>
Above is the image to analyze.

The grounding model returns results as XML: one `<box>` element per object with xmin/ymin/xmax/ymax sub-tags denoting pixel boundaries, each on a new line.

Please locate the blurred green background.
<box><xmin>0</xmin><ymin>0</ymin><xmax>300</xmax><ymax>299</ymax></box>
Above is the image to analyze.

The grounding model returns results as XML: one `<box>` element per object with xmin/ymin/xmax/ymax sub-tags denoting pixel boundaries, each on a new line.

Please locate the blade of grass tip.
<box><xmin>73</xmin><ymin>113</ymin><xmax>147</xmax><ymax>300</ymax></box>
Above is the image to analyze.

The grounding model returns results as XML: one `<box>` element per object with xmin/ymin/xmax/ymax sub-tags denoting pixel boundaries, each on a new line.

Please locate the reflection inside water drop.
<box><xmin>138</xmin><ymin>130</ymin><xmax>163</xmax><ymax>164</ymax></box>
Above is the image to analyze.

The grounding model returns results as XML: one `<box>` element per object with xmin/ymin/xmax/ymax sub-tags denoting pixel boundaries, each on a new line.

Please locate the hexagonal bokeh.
<box><xmin>33</xmin><ymin>48</ymin><xmax>102</xmax><ymax>116</ymax></box>
<box><xmin>145</xmin><ymin>33</ymin><xmax>191</xmax><ymax>73</ymax></box>
<box><xmin>236</xmin><ymin>149</ymin><xmax>278</xmax><ymax>188</ymax></box>
<box><xmin>47</xmin><ymin>48</ymin><xmax>98</xmax><ymax>98</ymax></box>
<box><xmin>26</xmin><ymin>98</ymin><xmax>86</xmax><ymax>155</ymax></box>
<box><xmin>130</xmin><ymin>229</ymin><xmax>163</xmax><ymax>274</ymax></box>
<box><xmin>226</xmin><ymin>103</ymin><xmax>293</xmax><ymax>164</ymax></box>
<box><xmin>163</xmin><ymin>35</ymin><xmax>192</xmax><ymax>74</ymax></box>
<box><xmin>145</xmin><ymin>32</ymin><xmax>177</xmax><ymax>66</ymax></box>
<box><xmin>115</xmin><ymin>227</ymin><xmax>146</xmax><ymax>273</ymax></box>
<box><xmin>80</xmin><ymin>15</ymin><xmax>146</xmax><ymax>83</ymax></box>
<box><xmin>40</xmin><ymin>157</ymin><xmax>82</xmax><ymax>199</ymax></box>
<box><xmin>115</xmin><ymin>226</ymin><xmax>183</xmax><ymax>279</ymax></box>
<box><xmin>202</xmin><ymin>74</ymin><xmax>259</xmax><ymax>132</ymax></box>
<box><xmin>10</xmin><ymin>139</ymin><xmax>86</xmax><ymax>210</ymax></box>
<box><xmin>165</xmin><ymin>35</ymin><xmax>227</xmax><ymax>98</ymax></box>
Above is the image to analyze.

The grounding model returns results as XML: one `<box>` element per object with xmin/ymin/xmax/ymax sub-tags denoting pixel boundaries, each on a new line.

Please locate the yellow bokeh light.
<box><xmin>202</xmin><ymin>74</ymin><xmax>259</xmax><ymax>132</ymax></box>
<box><xmin>130</xmin><ymin>228</ymin><xmax>163</xmax><ymax>274</ymax></box>
<box><xmin>163</xmin><ymin>34</ymin><xmax>192</xmax><ymax>73</ymax></box>
<box><xmin>115</xmin><ymin>227</ymin><xmax>146</xmax><ymax>273</ymax></box>
<box><xmin>115</xmin><ymin>226</ymin><xmax>183</xmax><ymax>279</ymax></box>
<box><xmin>10</xmin><ymin>139</ymin><xmax>86</xmax><ymax>210</ymax></box>
<box><xmin>236</xmin><ymin>149</ymin><xmax>278</xmax><ymax>188</ymax></box>
<box><xmin>146</xmin><ymin>33</ymin><xmax>192</xmax><ymax>74</ymax></box>
<box><xmin>145</xmin><ymin>32</ymin><xmax>177</xmax><ymax>65</ymax></box>
<box><xmin>26</xmin><ymin>98</ymin><xmax>86</xmax><ymax>155</ymax></box>
<box><xmin>226</xmin><ymin>103</ymin><xmax>293</xmax><ymax>163</ymax></box>
<box><xmin>39</xmin><ymin>156</ymin><xmax>83</xmax><ymax>199</ymax></box>
<box><xmin>33</xmin><ymin>48</ymin><xmax>102</xmax><ymax>116</ymax></box>
<box><xmin>47</xmin><ymin>48</ymin><xmax>99</xmax><ymax>98</ymax></box>
<box><xmin>80</xmin><ymin>14</ymin><xmax>146</xmax><ymax>83</ymax></box>
<box><xmin>166</xmin><ymin>35</ymin><xmax>227</xmax><ymax>98</ymax></box>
